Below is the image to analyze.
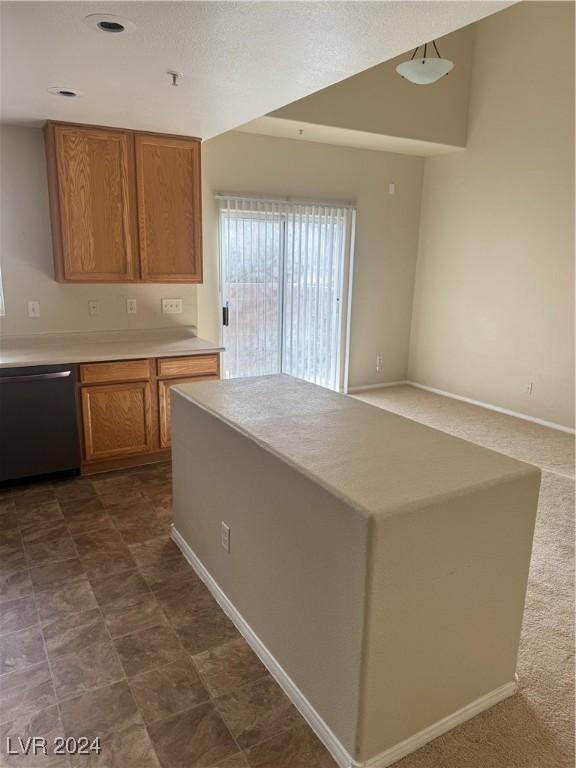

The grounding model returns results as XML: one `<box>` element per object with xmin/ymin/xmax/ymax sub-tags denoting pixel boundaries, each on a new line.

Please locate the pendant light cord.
<box><xmin>409</xmin><ymin>39</ymin><xmax>443</xmax><ymax>60</ymax></box>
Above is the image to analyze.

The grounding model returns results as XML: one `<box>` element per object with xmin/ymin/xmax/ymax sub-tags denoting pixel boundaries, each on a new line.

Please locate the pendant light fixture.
<box><xmin>396</xmin><ymin>40</ymin><xmax>454</xmax><ymax>85</ymax></box>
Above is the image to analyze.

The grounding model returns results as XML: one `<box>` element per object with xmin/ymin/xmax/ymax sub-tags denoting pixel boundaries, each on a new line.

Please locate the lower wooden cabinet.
<box><xmin>79</xmin><ymin>353</ymin><xmax>220</xmax><ymax>470</ymax></box>
<box><xmin>81</xmin><ymin>381</ymin><xmax>154</xmax><ymax>462</ymax></box>
<box><xmin>158</xmin><ymin>376</ymin><xmax>214</xmax><ymax>448</ymax></box>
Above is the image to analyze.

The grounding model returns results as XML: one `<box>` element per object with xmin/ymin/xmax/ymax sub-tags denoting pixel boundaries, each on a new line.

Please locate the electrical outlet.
<box><xmin>526</xmin><ymin>382</ymin><xmax>534</xmax><ymax>396</ymax></box>
<box><xmin>27</xmin><ymin>301</ymin><xmax>40</xmax><ymax>318</ymax></box>
<box><xmin>88</xmin><ymin>300</ymin><xmax>99</xmax><ymax>317</ymax></box>
<box><xmin>388</xmin><ymin>182</ymin><xmax>396</xmax><ymax>195</ymax></box>
<box><xmin>126</xmin><ymin>298</ymin><xmax>137</xmax><ymax>314</ymax></box>
<box><xmin>162</xmin><ymin>298</ymin><xmax>183</xmax><ymax>314</ymax></box>
<box><xmin>221</xmin><ymin>522</ymin><xmax>230</xmax><ymax>553</ymax></box>
<box><xmin>376</xmin><ymin>354</ymin><xmax>384</xmax><ymax>373</ymax></box>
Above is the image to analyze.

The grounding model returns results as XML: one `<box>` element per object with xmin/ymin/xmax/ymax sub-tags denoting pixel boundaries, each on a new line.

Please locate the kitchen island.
<box><xmin>171</xmin><ymin>375</ymin><xmax>540</xmax><ymax>768</ymax></box>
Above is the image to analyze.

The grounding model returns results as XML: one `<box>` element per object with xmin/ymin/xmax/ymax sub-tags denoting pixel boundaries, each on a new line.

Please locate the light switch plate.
<box><xmin>221</xmin><ymin>522</ymin><xmax>230</xmax><ymax>553</ymax></box>
<box><xmin>162</xmin><ymin>298</ymin><xmax>183</xmax><ymax>314</ymax></box>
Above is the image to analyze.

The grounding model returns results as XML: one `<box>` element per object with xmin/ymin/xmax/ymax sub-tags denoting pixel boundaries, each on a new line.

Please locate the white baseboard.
<box><xmin>347</xmin><ymin>380</ymin><xmax>408</xmax><ymax>394</ymax></box>
<box><xmin>407</xmin><ymin>381</ymin><xmax>575</xmax><ymax>435</ymax></box>
<box><xmin>171</xmin><ymin>525</ymin><xmax>359</xmax><ymax>768</ymax></box>
<box><xmin>171</xmin><ymin>525</ymin><xmax>518</xmax><ymax>768</ymax></box>
<box><xmin>364</xmin><ymin>680</ymin><xmax>517</xmax><ymax>768</ymax></box>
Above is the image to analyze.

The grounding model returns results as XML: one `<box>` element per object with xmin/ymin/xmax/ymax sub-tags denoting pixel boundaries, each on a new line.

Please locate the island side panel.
<box><xmin>171</xmin><ymin>391</ymin><xmax>370</xmax><ymax>755</ymax></box>
<box><xmin>357</xmin><ymin>470</ymin><xmax>541</xmax><ymax>762</ymax></box>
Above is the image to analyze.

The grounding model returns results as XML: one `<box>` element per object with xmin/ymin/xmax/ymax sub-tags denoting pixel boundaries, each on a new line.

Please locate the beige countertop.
<box><xmin>0</xmin><ymin>327</ymin><xmax>223</xmax><ymax>368</ymax></box>
<box><xmin>173</xmin><ymin>374</ymin><xmax>540</xmax><ymax>520</ymax></box>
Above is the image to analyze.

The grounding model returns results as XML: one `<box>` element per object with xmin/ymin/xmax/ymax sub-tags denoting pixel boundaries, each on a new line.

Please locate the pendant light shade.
<box><xmin>396</xmin><ymin>40</ymin><xmax>454</xmax><ymax>85</ymax></box>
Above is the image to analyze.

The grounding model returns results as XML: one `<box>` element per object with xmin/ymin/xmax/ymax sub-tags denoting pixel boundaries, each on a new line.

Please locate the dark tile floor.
<box><xmin>0</xmin><ymin>463</ymin><xmax>336</xmax><ymax>768</ymax></box>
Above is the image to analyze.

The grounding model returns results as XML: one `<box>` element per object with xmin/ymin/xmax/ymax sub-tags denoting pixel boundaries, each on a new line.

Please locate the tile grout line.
<box><xmin>109</xmin><ymin>476</ymin><xmax>249</xmax><ymax>764</ymax></box>
<box><xmin>57</xmin><ymin>490</ymin><xmax>137</xmax><ymax>709</ymax></box>
<box><xmin>122</xmin><ymin>525</ymin><xmax>247</xmax><ymax>762</ymax></box>
<box><xmin>88</xmin><ymin>473</ymin><xmax>200</xmax><ymax>765</ymax></box>
<box><xmin>22</xmin><ymin>496</ymin><xmax>73</xmax><ymax>768</ymax></box>
<box><xmin>29</xmin><ymin>479</ymin><xmax>160</xmax><ymax>765</ymax></box>
<box><xmin>31</xmin><ymin>493</ymin><xmax>129</xmax><ymax>713</ymax></box>
<box><xmin>101</xmin><ymin>474</ymin><xmax>217</xmax><ymax>768</ymax></box>
<box><xmin>3</xmin><ymin>469</ymin><xmax>300</xmax><ymax>767</ymax></box>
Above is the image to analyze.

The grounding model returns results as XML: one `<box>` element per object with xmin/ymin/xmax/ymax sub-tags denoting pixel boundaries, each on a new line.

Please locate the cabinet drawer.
<box><xmin>80</xmin><ymin>359</ymin><xmax>151</xmax><ymax>385</ymax></box>
<box><xmin>157</xmin><ymin>354</ymin><xmax>219</xmax><ymax>379</ymax></box>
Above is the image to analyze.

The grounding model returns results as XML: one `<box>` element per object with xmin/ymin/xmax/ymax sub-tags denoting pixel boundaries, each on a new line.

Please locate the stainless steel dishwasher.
<box><xmin>0</xmin><ymin>364</ymin><xmax>81</xmax><ymax>484</ymax></box>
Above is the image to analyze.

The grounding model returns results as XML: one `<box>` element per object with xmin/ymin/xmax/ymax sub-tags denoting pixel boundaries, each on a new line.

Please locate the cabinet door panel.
<box><xmin>50</xmin><ymin>124</ymin><xmax>137</xmax><ymax>282</ymax></box>
<box><xmin>82</xmin><ymin>382</ymin><xmax>153</xmax><ymax>461</ymax></box>
<box><xmin>135</xmin><ymin>134</ymin><xmax>202</xmax><ymax>282</ymax></box>
<box><xmin>158</xmin><ymin>375</ymin><xmax>216</xmax><ymax>448</ymax></box>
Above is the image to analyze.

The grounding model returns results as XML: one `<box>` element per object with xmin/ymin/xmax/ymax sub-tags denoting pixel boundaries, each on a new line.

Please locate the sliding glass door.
<box><xmin>218</xmin><ymin>196</ymin><xmax>355</xmax><ymax>391</ymax></box>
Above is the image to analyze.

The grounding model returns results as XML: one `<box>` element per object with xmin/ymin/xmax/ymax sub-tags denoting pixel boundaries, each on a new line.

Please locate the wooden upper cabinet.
<box><xmin>135</xmin><ymin>134</ymin><xmax>202</xmax><ymax>283</ymax></box>
<box><xmin>45</xmin><ymin>122</ymin><xmax>203</xmax><ymax>284</ymax></box>
<box><xmin>46</xmin><ymin>123</ymin><xmax>138</xmax><ymax>282</ymax></box>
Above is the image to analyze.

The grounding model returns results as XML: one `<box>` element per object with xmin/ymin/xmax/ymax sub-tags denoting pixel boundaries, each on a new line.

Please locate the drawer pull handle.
<box><xmin>0</xmin><ymin>371</ymin><xmax>72</xmax><ymax>384</ymax></box>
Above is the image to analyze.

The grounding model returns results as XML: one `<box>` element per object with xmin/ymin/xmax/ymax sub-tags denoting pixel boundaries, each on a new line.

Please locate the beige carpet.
<box><xmin>353</xmin><ymin>385</ymin><xmax>575</xmax><ymax>768</ymax></box>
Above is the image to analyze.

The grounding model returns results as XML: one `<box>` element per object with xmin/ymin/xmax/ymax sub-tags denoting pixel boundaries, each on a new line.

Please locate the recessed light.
<box><xmin>48</xmin><ymin>87</ymin><xmax>83</xmax><ymax>98</ymax></box>
<box><xmin>84</xmin><ymin>14</ymin><xmax>136</xmax><ymax>34</ymax></box>
<box><xmin>97</xmin><ymin>20</ymin><xmax>124</xmax><ymax>33</ymax></box>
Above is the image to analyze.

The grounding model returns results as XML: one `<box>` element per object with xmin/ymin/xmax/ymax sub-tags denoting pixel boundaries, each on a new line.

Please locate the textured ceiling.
<box><xmin>1</xmin><ymin>1</ymin><xmax>512</xmax><ymax>139</ymax></box>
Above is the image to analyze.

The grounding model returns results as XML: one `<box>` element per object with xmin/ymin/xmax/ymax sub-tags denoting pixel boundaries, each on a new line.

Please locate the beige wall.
<box><xmin>0</xmin><ymin>126</ymin><xmax>199</xmax><ymax>337</ymax></box>
<box><xmin>409</xmin><ymin>1</ymin><xmax>575</xmax><ymax>428</ymax></box>
<box><xmin>271</xmin><ymin>26</ymin><xmax>475</xmax><ymax>148</ymax></box>
<box><xmin>172</xmin><ymin>392</ymin><xmax>370</xmax><ymax>754</ymax></box>
<box><xmin>200</xmin><ymin>131</ymin><xmax>424</xmax><ymax>387</ymax></box>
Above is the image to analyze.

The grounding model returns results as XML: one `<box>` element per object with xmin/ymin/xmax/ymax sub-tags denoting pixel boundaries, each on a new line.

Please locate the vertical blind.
<box><xmin>0</xmin><ymin>264</ymin><xmax>5</xmax><ymax>317</ymax></box>
<box><xmin>218</xmin><ymin>196</ymin><xmax>356</xmax><ymax>391</ymax></box>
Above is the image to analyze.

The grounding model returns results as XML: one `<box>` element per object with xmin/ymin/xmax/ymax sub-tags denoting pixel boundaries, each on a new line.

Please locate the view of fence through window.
<box><xmin>218</xmin><ymin>196</ymin><xmax>356</xmax><ymax>391</ymax></box>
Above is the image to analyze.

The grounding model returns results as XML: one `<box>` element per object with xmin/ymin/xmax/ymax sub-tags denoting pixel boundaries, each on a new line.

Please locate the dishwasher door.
<box><xmin>0</xmin><ymin>364</ymin><xmax>81</xmax><ymax>483</ymax></box>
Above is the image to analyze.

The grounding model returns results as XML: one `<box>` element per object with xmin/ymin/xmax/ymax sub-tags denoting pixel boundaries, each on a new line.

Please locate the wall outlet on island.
<box><xmin>27</xmin><ymin>301</ymin><xmax>40</xmax><ymax>318</ymax></box>
<box><xmin>162</xmin><ymin>298</ymin><xmax>183</xmax><ymax>314</ymax></box>
<box><xmin>221</xmin><ymin>522</ymin><xmax>231</xmax><ymax>553</ymax></box>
